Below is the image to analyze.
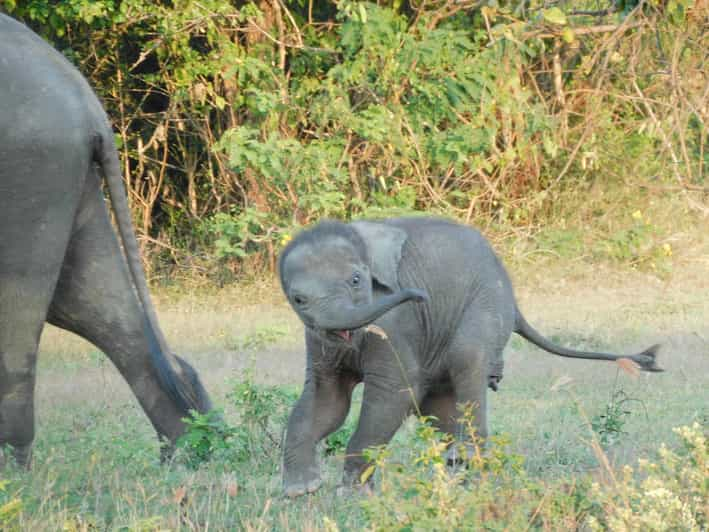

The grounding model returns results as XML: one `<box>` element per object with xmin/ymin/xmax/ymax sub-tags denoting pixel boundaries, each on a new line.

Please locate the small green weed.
<box><xmin>176</xmin><ymin>409</ymin><xmax>236</xmax><ymax>468</ymax></box>
<box><xmin>228</xmin><ymin>367</ymin><xmax>298</xmax><ymax>460</ymax></box>
<box><xmin>324</xmin><ymin>419</ymin><xmax>356</xmax><ymax>456</ymax></box>
<box><xmin>591</xmin><ymin>385</ymin><xmax>646</xmax><ymax>448</ymax></box>
<box><xmin>361</xmin><ymin>410</ymin><xmax>531</xmax><ymax>530</ymax></box>
<box><xmin>591</xmin><ymin>391</ymin><xmax>631</xmax><ymax>447</ymax></box>
<box><xmin>535</xmin><ymin>228</ymin><xmax>586</xmax><ymax>258</ymax></box>
<box><xmin>239</xmin><ymin>326</ymin><xmax>288</xmax><ymax>351</ymax></box>
<box><xmin>177</xmin><ymin>366</ymin><xmax>298</xmax><ymax>468</ymax></box>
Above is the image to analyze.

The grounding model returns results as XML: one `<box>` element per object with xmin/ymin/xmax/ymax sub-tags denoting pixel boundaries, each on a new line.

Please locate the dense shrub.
<box><xmin>3</xmin><ymin>0</ymin><xmax>706</xmax><ymax>276</ymax></box>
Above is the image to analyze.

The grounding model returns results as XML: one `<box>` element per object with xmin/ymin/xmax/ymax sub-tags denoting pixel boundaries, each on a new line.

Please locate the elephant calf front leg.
<box><xmin>343</xmin><ymin>379</ymin><xmax>420</xmax><ymax>486</ymax></box>
<box><xmin>283</xmin><ymin>372</ymin><xmax>354</xmax><ymax>497</ymax></box>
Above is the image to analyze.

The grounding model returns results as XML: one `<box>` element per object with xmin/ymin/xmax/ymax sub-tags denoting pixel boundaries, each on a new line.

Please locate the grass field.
<box><xmin>1</xmin><ymin>234</ymin><xmax>707</xmax><ymax>530</ymax></box>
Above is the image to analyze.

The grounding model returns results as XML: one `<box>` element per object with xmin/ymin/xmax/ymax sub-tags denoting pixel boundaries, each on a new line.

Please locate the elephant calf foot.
<box><xmin>284</xmin><ymin>476</ymin><xmax>322</xmax><ymax>498</ymax></box>
<box><xmin>445</xmin><ymin>441</ymin><xmax>484</xmax><ymax>468</ymax></box>
<box><xmin>336</xmin><ymin>482</ymin><xmax>373</xmax><ymax>498</ymax></box>
<box><xmin>283</xmin><ymin>465</ymin><xmax>322</xmax><ymax>498</ymax></box>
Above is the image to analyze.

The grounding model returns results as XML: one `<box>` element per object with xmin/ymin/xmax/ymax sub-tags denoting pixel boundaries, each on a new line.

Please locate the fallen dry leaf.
<box><xmin>550</xmin><ymin>375</ymin><xmax>574</xmax><ymax>391</ymax></box>
<box><xmin>173</xmin><ymin>486</ymin><xmax>187</xmax><ymax>505</ymax></box>
<box><xmin>616</xmin><ymin>358</ymin><xmax>640</xmax><ymax>377</ymax></box>
<box><xmin>226</xmin><ymin>483</ymin><xmax>238</xmax><ymax>497</ymax></box>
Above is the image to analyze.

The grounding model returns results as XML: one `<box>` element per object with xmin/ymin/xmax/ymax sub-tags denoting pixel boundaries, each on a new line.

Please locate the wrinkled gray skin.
<box><xmin>0</xmin><ymin>15</ymin><xmax>212</xmax><ymax>468</ymax></box>
<box><xmin>279</xmin><ymin>218</ymin><xmax>661</xmax><ymax>497</ymax></box>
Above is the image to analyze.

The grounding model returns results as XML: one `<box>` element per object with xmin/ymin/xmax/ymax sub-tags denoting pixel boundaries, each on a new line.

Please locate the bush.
<box><xmin>586</xmin><ymin>423</ymin><xmax>707</xmax><ymax>531</ymax></box>
<box><xmin>176</xmin><ymin>366</ymin><xmax>298</xmax><ymax>468</ymax></box>
<box><xmin>358</xmin><ymin>414</ymin><xmax>707</xmax><ymax>530</ymax></box>
<box><xmin>4</xmin><ymin>0</ymin><xmax>704</xmax><ymax>277</ymax></box>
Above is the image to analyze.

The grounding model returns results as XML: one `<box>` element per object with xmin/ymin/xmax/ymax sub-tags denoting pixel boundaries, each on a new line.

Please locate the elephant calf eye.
<box><xmin>293</xmin><ymin>294</ymin><xmax>307</xmax><ymax>306</ymax></box>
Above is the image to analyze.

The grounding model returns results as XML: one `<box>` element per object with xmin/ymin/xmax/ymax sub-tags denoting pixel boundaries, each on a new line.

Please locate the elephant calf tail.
<box><xmin>514</xmin><ymin>309</ymin><xmax>663</xmax><ymax>372</ymax></box>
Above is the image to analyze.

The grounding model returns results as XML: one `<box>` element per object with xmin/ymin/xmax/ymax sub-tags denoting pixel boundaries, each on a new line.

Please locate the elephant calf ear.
<box><xmin>351</xmin><ymin>221</ymin><xmax>408</xmax><ymax>292</ymax></box>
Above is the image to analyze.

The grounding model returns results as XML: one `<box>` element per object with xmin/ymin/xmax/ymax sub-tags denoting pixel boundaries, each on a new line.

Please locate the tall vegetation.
<box><xmin>4</xmin><ymin>0</ymin><xmax>707</xmax><ymax>276</ymax></box>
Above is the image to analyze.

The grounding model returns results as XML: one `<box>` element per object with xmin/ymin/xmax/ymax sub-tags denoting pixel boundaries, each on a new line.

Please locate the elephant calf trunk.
<box><xmin>316</xmin><ymin>288</ymin><xmax>428</xmax><ymax>331</ymax></box>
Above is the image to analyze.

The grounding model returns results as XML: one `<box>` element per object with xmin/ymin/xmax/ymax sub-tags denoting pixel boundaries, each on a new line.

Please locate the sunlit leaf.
<box><xmin>543</xmin><ymin>7</ymin><xmax>567</xmax><ymax>25</ymax></box>
<box><xmin>360</xmin><ymin>464</ymin><xmax>376</xmax><ymax>484</ymax></box>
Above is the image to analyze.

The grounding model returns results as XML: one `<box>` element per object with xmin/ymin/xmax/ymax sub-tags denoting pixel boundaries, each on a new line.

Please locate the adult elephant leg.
<box><xmin>343</xmin><ymin>337</ymin><xmax>422</xmax><ymax>485</ymax></box>
<box><xmin>0</xmin><ymin>284</ymin><xmax>61</xmax><ymax>468</ymax></box>
<box><xmin>46</xmin><ymin>175</ymin><xmax>197</xmax><ymax>444</ymax></box>
<box><xmin>0</xmin><ymin>192</ymin><xmax>77</xmax><ymax>469</ymax></box>
<box><xmin>284</xmin><ymin>358</ymin><xmax>355</xmax><ymax>497</ymax></box>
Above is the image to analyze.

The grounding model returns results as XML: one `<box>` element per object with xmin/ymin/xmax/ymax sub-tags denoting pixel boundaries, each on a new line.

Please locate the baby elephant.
<box><xmin>278</xmin><ymin>217</ymin><xmax>661</xmax><ymax>497</ymax></box>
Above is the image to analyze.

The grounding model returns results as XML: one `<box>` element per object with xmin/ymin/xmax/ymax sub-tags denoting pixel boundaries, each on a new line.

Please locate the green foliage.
<box><xmin>230</xmin><ymin>368</ymin><xmax>296</xmax><ymax>432</ymax></box>
<box><xmin>227</xmin><ymin>367</ymin><xmax>298</xmax><ymax>460</ymax></box>
<box><xmin>0</xmin><ymin>479</ymin><xmax>22</xmax><ymax>532</ymax></box>
<box><xmin>177</xmin><ymin>366</ymin><xmax>298</xmax><ymax>468</ymax></box>
<box><xmin>360</xmin><ymin>412</ymin><xmax>533</xmax><ymax>530</ymax></box>
<box><xmin>223</xmin><ymin>325</ymin><xmax>289</xmax><ymax>352</ymax></box>
<box><xmin>360</xmin><ymin>411</ymin><xmax>706</xmax><ymax>530</ymax></box>
<box><xmin>238</xmin><ymin>326</ymin><xmax>288</xmax><ymax>351</ymax></box>
<box><xmin>176</xmin><ymin>409</ymin><xmax>236</xmax><ymax>468</ymax></box>
<box><xmin>209</xmin><ymin>208</ymin><xmax>281</xmax><ymax>260</ymax></box>
<box><xmin>586</xmin><ymin>423</ymin><xmax>708</xmax><ymax>531</ymax></box>
<box><xmin>3</xmin><ymin>0</ymin><xmax>705</xmax><ymax>277</ymax></box>
<box><xmin>591</xmin><ymin>389</ymin><xmax>639</xmax><ymax>447</ymax></box>
<box><xmin>323</xmin><ymin>423</ymin><xmax>353</xmax><ymax>456</ymax></box>
<box><xmin>602</xmin><ymin>214</ymin><xmax>655</xmax><ymax>263</ymax></box>
<box><xmin>535</xmin><ymin>228</ymin><xmax>586</xmax><ymax>258</ymax></box>
<box><xmin>597</xmin><ymin>210</ymin><xmax>673</xmax><ymax>272</ymax></box>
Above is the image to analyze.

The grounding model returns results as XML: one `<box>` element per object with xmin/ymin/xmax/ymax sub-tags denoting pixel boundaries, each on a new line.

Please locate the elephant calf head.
<box><xmin>278</xmin><ymin>221</ymin><xmax>427</xmax><ymax>343</ymax></box>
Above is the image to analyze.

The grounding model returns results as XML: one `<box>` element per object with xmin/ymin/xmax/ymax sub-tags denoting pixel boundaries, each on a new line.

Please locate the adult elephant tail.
<box><xmin>514</xmin><ymin>308</ymin><xmax>663</xmax><ymax>372</ymax></box>
<box><xmin>94</xmin><ymin>130</ymin><xmax>211</xmax><ymax>415</ymax></box>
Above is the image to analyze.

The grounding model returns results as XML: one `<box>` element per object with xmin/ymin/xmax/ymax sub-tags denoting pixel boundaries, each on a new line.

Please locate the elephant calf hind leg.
<box><xmin>420</xmin><ymin>385</ymin><xmax>484</xmax><ymax>468</ymax></box>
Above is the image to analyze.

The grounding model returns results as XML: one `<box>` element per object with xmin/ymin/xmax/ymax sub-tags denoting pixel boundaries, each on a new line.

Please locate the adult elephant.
<box><xmin>278</xmin><ymin>218</ymin><xmax>662</xmax><ymax>497</ymax></box>
<box><xmin>0</xmin><ymin>14</ymin><xmax>212</xmax><ymax>467</ymax></box>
